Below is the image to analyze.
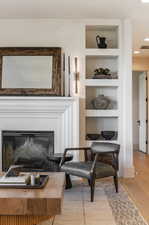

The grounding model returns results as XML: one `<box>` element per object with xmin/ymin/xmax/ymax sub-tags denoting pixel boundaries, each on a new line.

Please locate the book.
<box><xmin>0</xmin><ymin>175</ymin><xmax>30</xmax><ymax>185</ymax></box>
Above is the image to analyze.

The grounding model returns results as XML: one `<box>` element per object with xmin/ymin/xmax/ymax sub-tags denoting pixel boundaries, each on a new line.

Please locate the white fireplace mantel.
<box><xmin>0</xmin><ymin>96</ymin><xmax>79</xmax><ymax>170</ymax></box>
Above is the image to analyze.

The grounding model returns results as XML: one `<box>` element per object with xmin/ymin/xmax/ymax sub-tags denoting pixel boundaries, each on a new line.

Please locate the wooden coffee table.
<box><xmin>0</xmin><ymin>172</ymin><xmax>65</xmax><ymax>225</ymax></box>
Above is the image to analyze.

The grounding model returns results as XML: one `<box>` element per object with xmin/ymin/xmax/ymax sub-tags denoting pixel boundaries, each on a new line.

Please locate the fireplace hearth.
<box><xmin>2</xmin><ymin>130</ymin><xmax>54</xmax><ymax>171</ymax></box>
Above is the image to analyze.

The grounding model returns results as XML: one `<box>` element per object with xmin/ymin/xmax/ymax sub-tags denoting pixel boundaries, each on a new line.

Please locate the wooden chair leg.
<box><xmin>65</xmin><ymin>174</ymin><xmax>72</xmax><ymax>189</ymax></box>
<box><xmin>90</xmin><ymin>177</ymin><xmax>95</xmax><ymax>202</ymax></box>
<box><xmin>113</xmin><ymin>174</ymin><xmax>118</xmax><ymax>193</ymax></box>
<box><xmin>88</xmin><ymin>179</ymin><xmax>91</xmax><ymax>186</ymax></box>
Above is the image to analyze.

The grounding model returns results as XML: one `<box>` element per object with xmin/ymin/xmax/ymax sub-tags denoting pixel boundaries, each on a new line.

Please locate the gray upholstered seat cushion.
<box><xmin>61</xmin><ymin>161</ymin><xmax>115</xmax><ymax>179</ymax></box>
<box><xmin>91</xmin><ymin>142</ymin><xmax>120</xmax><ymax>154</ymax></box>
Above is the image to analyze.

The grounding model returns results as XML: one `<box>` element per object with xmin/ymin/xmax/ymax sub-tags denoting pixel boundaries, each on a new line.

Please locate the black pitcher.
<box><xmin>96</xmin><ymin>35</ymin><xmax>107</xmax><ymax>48</ymax></box>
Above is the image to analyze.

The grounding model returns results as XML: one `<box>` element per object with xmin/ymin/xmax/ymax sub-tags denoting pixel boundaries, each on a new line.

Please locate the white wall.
<box><xmin>0</xmin><ymin>19</ymin><xmax>85</xmax><ymax>96</ymax></box>
<box><xmin>0</xmin><ymin>19</ymin><xmax>83</xmax><ymax>50</ymax></box>
<box><xmin>0</xmin><ymin>19</ymin><xmax>133</xmax><ymax>177</ymax></box>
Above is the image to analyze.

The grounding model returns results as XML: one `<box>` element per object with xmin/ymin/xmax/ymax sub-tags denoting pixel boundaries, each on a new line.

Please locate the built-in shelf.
<box><xmin>84</xmin><ymin>22</ymin><xmax>121</xmax><ymax>152</ymax></box>
<box><xmin>86</xmin><ymin>117</ymin><xmax>118</xmax><ymax>135</ymax></box>
<box><xmin>86</xmin><ymin>55</ymin><xmax>118</xmax><ymax>79</ymax></box>
<box><xmin>85</xmin><ymin>79</ymin><xmax>119</xmax><ymax>86</ymax></box>
<box><xmin>85</xmin><ymin>49</ymin><xmax>120</xmax><ymax>56</ymax></box>
<box><xmin>86</xmin><ymin>140</ymin><xmax>118</xmax><ymax>145</ymax></box>
<box><xmin>86</xmin><ymin>86</ymin><xmax>118</xmax><ymax>110</ymax></box>
<box><xmin>86</xmin><ymin>110</ymin><xmax>119</xmax><ymax>117</ymax></box>
<box><xmin>86</xmin><ymin>25</ymin><xmax>119</xmax><ymax>49</ymax></box>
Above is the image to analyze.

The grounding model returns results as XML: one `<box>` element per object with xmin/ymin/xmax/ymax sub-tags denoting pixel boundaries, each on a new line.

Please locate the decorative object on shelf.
<box><xmin>86</xmin><ymin>133</ymin><xmax>100</xmax><ymax>140</ymax></box>
<box><xmin>68</xmin><ymin>56</ymin><xmax>71</xmax><ymax>97</ymax></box>
<box><xmin>96</xmin><ymin>35</ymin><xmax>107</xmax><ymax>48</ymax></box>
<box><xmin>92</xmin><ymin>67</ymin><xmax>112</xmax><ymax>79</ymax></box>
<box><xmin>74</xmin><ymin>57</ymin><xmax>79</xmax><ymax>94</ymax></box>
<box><xmin>101</xmin><ymin>131</ymin><xmax>117</xmax><ymax>140</ymax></box>
<box><xmin>94</xmin><ymin>68</ymin><xmax>111</xmax><ymax>75</ymax></box>
<box><xmin>91</xmin><ymin>94</ymin><xmax>112</xmax><ymax>109</ymax></box>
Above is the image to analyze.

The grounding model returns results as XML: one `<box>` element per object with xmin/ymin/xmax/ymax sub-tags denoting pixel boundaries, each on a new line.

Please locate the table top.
<box><xmin>0</xmin><ymin>172</ymin><xmax>65</xmax><ymax>216</ymax></box>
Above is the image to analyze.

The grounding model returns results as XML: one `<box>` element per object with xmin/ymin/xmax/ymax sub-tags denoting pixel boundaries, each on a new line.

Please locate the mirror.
<box><xmin>0</xmin><ymin>47</ymin><xmax>62</xmax><ymax>96</ymax></box>
<box><xmin>2</xmin><ymin>56</ymin><xmax>53</xmax><ymax>89</ymax></box>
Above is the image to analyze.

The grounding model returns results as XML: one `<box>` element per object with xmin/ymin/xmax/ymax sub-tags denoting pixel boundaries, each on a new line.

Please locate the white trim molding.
<box><xmin>122</xmin><ymin>19</ymin><xmax>135</xmax><ymax>177</ymax></box>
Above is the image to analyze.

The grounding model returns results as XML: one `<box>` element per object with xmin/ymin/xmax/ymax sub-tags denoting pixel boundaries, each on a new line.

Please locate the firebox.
<box><xmin>2</xmin><ymin>130</ymin><xmax>54</xmax><ymax>171</ymax></box>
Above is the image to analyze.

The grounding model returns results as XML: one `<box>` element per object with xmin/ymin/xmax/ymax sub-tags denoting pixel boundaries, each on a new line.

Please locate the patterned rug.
<box><xmin>102</xmin><ymin>181</ymin><xmax>148</xmax><ymax>225</ymax></box>
<box><xmin>40</xmin><ymin>180</ymin><xmax>148</xmax><ymax>225</ymax></box>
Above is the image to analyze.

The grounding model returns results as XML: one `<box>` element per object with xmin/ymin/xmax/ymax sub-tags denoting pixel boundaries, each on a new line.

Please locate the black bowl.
<box><xmin>86</xmin><ymin>134</ymin><xmax>100</xmax><ymax>140</ymax></box>
<box><xmin>101</xmin><ymin>131</ymin><xmax>116</xmax><ymax>140</ymax></box>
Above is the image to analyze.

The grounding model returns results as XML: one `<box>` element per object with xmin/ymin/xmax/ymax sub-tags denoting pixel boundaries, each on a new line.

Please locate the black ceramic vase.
<box><xmin>96</xmin><ymin>35</ymin><xmax>107</xmax><ymax>48</ymax></box>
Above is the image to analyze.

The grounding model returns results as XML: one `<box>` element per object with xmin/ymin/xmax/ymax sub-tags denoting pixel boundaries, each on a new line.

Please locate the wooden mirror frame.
<box><xmin>0</xmin><ymin>47</ymin><xmax>62</xmax><ymax>96</ymax></box>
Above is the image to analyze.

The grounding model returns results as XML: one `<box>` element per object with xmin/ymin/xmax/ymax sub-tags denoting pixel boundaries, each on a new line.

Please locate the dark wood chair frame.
<box><xmin>60</xmin><ymin>147</ymin><xmax>119</xmax><ymax>202</ymax></box>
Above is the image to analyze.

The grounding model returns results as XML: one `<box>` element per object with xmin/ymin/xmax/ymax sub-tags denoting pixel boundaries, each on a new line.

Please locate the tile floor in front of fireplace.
<box><xmin>41</xmin><ymin>181</ymin><xmax>116</xmax><ymax>225</ymax></box>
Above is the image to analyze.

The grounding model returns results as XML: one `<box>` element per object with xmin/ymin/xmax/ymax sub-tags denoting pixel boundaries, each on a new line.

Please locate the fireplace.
<box><xmin>2</xmin><ymin>130</ymin><xmax>54</xmax><ymax>171</ymax></box>
<box><xmin>0</xmin><ymin>97</ymin><xmax>79</xmax><ymax>171</ymax></box>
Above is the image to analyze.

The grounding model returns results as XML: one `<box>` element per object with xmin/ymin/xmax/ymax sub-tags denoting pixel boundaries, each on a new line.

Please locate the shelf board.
<box><xmin>85</xmin><ymin>48</ymin><xmax>120</xmax><ymax>56</ymax></box>
<box><xmin>86</xmin><ymin>24</ymin><xmax>119</xmax><ymax>31</ymax></box>
<box><xmin>86</xmin><ymin>110</ymin><xmax>119</xmax><ymax>117</ymax></box>
<box><xmin>86</xmin><ymin>140</ymin><xmax>118</xmax><ymax>145</ymax></box>
<box><xmin>85</xmin><ymin>79</ymin><xmax>119</xmax><ymax>86</ymax></box>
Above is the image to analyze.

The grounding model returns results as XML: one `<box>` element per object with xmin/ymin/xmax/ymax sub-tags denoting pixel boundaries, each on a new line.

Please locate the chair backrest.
<box><xmin>91</xmin><ymin>142</ymin><xmax>120</xmax><ymax>171</ymax></box>
<box><xmin>91</xmin><ymin>142</ymin><xmax>120</xmax><ymax>153</ymax></box>
<box><xmin>84</xmin><ymin>148</ymin><xmax>94</xmax><ymax>162</ymax></box>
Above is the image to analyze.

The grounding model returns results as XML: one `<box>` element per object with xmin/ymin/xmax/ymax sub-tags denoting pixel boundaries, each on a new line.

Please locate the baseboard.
<box><xmin>123</xmin><ymin>167</ymin><xmax>135</xmax><ymax>178</ymax></box>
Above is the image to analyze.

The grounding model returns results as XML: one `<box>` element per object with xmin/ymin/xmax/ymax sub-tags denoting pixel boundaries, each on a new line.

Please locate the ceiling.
<box><xmin>0</xmin><ymin>0</ymin><xmax>149</xmax><ymax>56</ymax></box>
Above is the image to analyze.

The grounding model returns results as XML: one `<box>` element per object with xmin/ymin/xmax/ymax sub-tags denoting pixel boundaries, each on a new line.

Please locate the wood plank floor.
<box><xmin>121</xmin><ymin>151</ymin><xmax>149</xmax><ymax>224</ymax></box>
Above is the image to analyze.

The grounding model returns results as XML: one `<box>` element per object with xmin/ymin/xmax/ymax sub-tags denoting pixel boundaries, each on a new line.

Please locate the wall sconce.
<box><xmin>74</xmin><ymin>57</ymin><xmax>79</xmax><ymax>94</ymax></box>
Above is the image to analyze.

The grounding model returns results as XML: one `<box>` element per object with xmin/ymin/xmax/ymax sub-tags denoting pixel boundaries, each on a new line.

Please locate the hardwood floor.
<box><xmin>121</xmin><ymin>151</ymin><xmax>149</xmax><ymax>224</ymax></box>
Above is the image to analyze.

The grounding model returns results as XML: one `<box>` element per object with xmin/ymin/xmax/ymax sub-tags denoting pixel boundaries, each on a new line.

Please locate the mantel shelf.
<box><xmin>0</xmin><ymin>96</ymin><xmax>76</xmax><ymax>101</ymax></box>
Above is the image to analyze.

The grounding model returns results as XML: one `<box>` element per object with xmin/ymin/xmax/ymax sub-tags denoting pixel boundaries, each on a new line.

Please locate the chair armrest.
<box><xmin>59</xmin><ymin>147</ymin><xmax>91</xmax><ymax>168</ymax></box>
<box><xmin>90</xmin><ymin>153</ymin><xmax>98</xmax><ymax>174</ymax></box>
<box><xmin>65</xmin><ymin>147</ymin><xmax>91</xmax><ymax>151</ymax></box>
<box><xmin>112</xmin><ymin>151</ymin><xmax>119</xmax><ymax>171</ymax></box>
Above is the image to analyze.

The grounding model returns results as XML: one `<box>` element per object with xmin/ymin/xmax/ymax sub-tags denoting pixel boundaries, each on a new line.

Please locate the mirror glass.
<box><xmin>2</xmin><ymin>56</ymin><xmax>53</xmax><ymax>89</ymax></box>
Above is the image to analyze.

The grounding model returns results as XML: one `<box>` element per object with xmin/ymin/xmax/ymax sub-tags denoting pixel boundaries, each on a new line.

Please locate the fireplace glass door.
<box><xmin>2</xmin><ymin>130</ymin><xmax>54</xmax><ymax>171</ymax></box>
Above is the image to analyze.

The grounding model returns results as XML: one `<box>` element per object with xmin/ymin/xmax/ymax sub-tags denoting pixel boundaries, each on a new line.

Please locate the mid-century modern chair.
<box><xmin>60</xmin><ymin>142</ymin><xmax>120</xmax><ymax>202</ymax></box>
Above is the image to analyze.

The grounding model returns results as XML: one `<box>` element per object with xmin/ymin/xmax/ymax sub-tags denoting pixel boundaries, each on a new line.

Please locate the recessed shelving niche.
<box><xmin>86</xmin><ymin>117</ymin><xmax>118</xmax><ymax>141</ymax></box>
<box><xmin>86</xmin><ymin>25</ymin><xmax>119</xmax><ymax>49</ymax></box>
<box><xmin>86</xmin><ymin>86</ymin><xmax>118</xmax><ymax>110</ymax></box>
<box><xmin>83</xmin><ymin>21</ymin><xmax>121</xmax><ymax>148</ymax></box>
<box><xmin>86</xmin><ymin>55</ymin><xmax>118</xmax><ymax>79</ymax></box>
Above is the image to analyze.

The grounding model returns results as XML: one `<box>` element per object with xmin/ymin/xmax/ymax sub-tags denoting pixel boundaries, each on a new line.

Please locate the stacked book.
<box><xmin>0</xmin><ymin>175</ymin><xmax>30</xmax><ymax>186</ymax></box>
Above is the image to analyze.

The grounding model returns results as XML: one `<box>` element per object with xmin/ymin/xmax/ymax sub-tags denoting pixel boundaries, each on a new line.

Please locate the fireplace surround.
<box><xmin>0</xmin><ymin>96</ymin><xmax>79</xmax><ymax>171</ymax></box>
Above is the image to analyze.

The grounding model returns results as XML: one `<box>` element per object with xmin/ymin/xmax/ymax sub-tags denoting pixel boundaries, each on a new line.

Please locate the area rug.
<box><xmin>102</xmin><ymin>181</ymin><xmax>148</xmax><ymax>225</ymax></box>
<box><xmin>40</xmin><ymin>180</ymin><xmax>148</xmax><ymax>225</ymax></box>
